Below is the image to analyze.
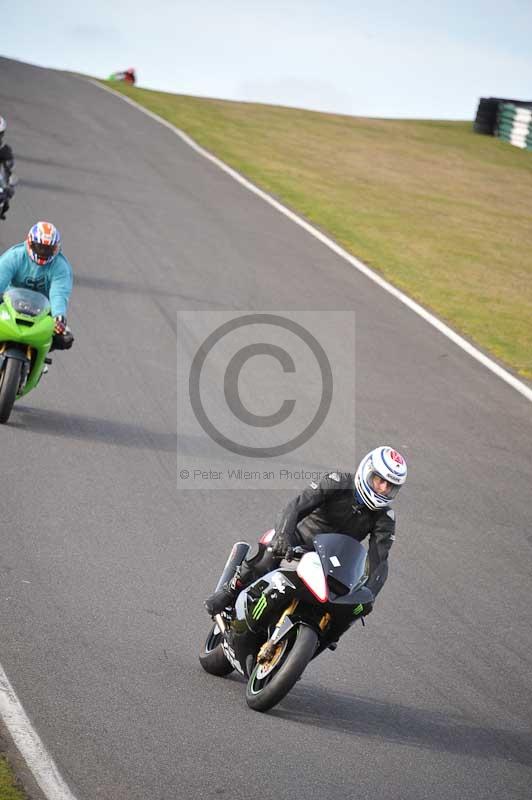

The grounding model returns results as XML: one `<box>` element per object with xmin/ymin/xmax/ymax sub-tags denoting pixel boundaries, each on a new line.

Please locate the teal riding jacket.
<box><xmin>0</xmin><ymin>243</ymin><xmax>73</xmax><ymax>317</ymax></box>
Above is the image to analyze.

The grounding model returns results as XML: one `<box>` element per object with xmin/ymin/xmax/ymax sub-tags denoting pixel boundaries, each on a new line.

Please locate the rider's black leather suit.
<box><xmin>240</xmin><ymin>472</ymin><xmax>396</xmax><ymax>598</ymax></box>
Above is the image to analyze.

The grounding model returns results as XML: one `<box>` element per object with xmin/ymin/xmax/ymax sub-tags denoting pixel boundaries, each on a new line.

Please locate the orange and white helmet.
<box><xmin>26</xmin><ymin>221</ymin><xmax>62</xmax><ymax>266</ymax></box>
<box><xmin>354</xmin><ymin>446</ymin><xmax>407</xmax><ymax>510</ymax></box>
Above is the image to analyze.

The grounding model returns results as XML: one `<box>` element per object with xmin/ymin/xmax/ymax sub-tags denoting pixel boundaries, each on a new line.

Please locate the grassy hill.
<box><xmin>102</xmin><ymin>81</ymin><xmax>532</xmax><ymax>380</ymax></box>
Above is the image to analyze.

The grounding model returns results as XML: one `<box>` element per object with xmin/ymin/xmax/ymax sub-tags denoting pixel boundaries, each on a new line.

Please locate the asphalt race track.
<box><xmin>0</xmin><ymin>58</ymin><xmax>531</xmax><ymax>800</ymax></box>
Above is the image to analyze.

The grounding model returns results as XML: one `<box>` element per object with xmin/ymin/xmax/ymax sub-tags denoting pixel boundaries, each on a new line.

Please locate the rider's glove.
<box><xmin>54</xmin><ymin>315</ymin><xmax>67</xmax><ymax>335</ymax></box>
<box><xmin>285</xmin><ymin>546</ymin><xmax>296</xmax><ymax>562</ymax></box>
<box><xmin>271</xmin><ymin>531</ymin><xmax>296</xmax><ymax>558</ymax></box>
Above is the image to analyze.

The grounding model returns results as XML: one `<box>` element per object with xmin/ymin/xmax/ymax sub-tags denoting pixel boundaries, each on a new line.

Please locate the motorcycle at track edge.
<box><xmin>0</xmin><ymin>288</ymin><xmax>54</xmax><ymax>423</ymax></box>
<box><xmin>200</xmin><ymin>530</ymin><xmax>374</xmax><ymax>712</ymax></box>
<box><xmin>0</xmin><ymin>164</ymin><xmax>17</xmax><ymax>219</ymax></box>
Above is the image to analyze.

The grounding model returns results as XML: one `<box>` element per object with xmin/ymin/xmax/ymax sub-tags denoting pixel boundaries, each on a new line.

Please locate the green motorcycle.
<box><xmin>0</xmin><ymin>288</ymin><xmax>54</xmax><ymax>423</ymax></box>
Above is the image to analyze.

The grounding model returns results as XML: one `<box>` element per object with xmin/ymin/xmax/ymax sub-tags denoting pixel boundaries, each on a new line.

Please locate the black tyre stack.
<box><xmin>474</xmin><ymin>97</ymin><xmax>501</xmax><ymax>135</ymax></box>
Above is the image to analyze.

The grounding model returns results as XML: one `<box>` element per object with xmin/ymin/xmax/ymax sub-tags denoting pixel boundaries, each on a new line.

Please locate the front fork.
<box><xmin>20</xmin><ymin>345</ymin><xmax>33</xmax><ymax>392</ymax></box>
<box><xmin>257</xmin><ymin>599</ymin><xmax>298</xmax><ymax>665</ymax></box>
<box><xmin>256</xmin><ymin>601</ymin><xmax>331</xmax><ymax>665</ymax></box>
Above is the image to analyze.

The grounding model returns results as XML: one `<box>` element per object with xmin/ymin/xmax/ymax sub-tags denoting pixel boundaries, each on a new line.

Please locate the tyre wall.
<box><xmin>496</xmin><ymin>103</ymin><xmax>532</xmax><ymax>150</ymax></box>
<box><xmin>473</xmin><ymin>97</ymin><xmax>532</xmax><ymax>150</ymax></box>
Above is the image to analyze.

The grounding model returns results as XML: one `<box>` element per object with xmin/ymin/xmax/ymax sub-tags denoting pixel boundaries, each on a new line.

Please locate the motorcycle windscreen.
<box><xmin>4</xmin><ymin>288</ymin><xmax>50</xmax><ymax>317</ymax></box>
<box><xmin>313</xmin><ymin>533</ymin><xmax>367</xmax><ymax>592</ymax></box>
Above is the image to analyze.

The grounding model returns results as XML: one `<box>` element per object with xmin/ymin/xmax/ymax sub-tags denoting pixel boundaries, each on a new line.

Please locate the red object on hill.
<box><xmin>109</xmin><ymin>68</ymin><xmax>136</xmax><ymax>85</ymax></box>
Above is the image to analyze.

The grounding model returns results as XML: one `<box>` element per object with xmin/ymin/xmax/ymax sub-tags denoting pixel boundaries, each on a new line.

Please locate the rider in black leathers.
<box><xmin>205</xmin><ymin>446</ymin><xmax>408</xmax><ymax>617</ymax></box>
<box><xmin>0</xmin><ymin>116</ymin><xmax>15</xmax><ymax>220</ymax></box>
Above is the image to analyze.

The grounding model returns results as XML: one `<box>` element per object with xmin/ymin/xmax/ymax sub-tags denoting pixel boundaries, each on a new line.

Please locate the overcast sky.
<box><xmin>4</xmin><ymin>0</ymin><xmax>532</xmax><ymax>119</ymax></box>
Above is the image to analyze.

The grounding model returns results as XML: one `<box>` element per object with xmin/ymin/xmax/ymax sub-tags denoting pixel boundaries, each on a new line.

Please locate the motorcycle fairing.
<box><xmin>0</xmin><ymin>289</ymin><xmax>54</xmax><ymax>396</ymax></box>
<box><xmin>226</xmin><ymin>571</ymin><xmax>299</xmax><ymax>676</ymax></box>
<box><xmin>313</xmin><ymin>533</ymin><xmax>368</xmax><ymax>593</ymax></box>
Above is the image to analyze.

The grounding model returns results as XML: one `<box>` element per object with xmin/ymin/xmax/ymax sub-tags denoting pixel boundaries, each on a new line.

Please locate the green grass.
<box><xmin>0</xmin><ymin>756</ymin><xmax>27</xmax><ymax>800</ymax></box>
<box><xmin>102</xmin><ymin>80</ymin><xmax>532</xmax><ymax>380</ymax></box>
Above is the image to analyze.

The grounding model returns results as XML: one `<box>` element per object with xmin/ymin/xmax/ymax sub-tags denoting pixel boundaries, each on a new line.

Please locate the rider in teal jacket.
<box><xmin>0</xmin><ymin>222</ymin><xmax>74</xmax><ymax>347</ymax></box>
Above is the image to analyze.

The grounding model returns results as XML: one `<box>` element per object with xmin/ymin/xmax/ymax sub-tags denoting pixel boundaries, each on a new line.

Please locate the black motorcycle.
<box><xmin>0</xmin><ymin>163</ymin><xmax>17</xmax><ymax>220</ymax></box>
<box><xmin>200</xmin><ymin>531</ymin><xmax>374</xmax><ymax>712</ymax></box>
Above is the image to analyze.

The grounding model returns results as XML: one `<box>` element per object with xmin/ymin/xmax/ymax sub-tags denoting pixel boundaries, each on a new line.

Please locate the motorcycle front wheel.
<box><xmin>199</xmin><ymin>622</ymin><xmax>234</xmax><ymax>677</ymax></box>
<box><xmin>246</xmin><ymin>624</ymin><xmax>318</xmax><ymax>712</ymax></box>
<box><xmin>0</xmin><ymin>357</ymin><xmax>22</xmax><ymax>423</ymax></box>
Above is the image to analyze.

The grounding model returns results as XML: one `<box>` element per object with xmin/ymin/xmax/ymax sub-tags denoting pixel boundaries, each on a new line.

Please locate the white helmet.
<box><xmin>0</xmin><ymin>116</ymin><xmax>6</xmax><ymax>146</ymax></box>
<box><xmin>354</xmin><ymin>446</ymin><xmax>407</xmax><ymax>510</ymax></box>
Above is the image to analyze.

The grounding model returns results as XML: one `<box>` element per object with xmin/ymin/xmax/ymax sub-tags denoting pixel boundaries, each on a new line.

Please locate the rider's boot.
<box><xmin>204</xmin><ymin>570</ymin><xmax>243</xmax><ymax>616</ymax></box>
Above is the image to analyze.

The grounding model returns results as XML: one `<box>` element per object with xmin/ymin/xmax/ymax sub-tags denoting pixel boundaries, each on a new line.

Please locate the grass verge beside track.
<box><xmin>0</xmin><ymin>755</ymin><xmax>28</xmax><ymax>800</ymax></box>
<box><xmin>101</xmin><ymin>81</ymin><xmax>532</xmax><ymax>380</ymax></box>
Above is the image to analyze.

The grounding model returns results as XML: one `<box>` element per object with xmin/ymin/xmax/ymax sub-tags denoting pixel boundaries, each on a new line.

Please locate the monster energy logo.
<box><xmin>252</xmin><ymin>594</ymin><xmax>267</xmax><ymax>620</ymax></box>
<box><xmin>353</xmin><ymin>603</ymin><xmax>364</xmax><ymax>616</ymax></box>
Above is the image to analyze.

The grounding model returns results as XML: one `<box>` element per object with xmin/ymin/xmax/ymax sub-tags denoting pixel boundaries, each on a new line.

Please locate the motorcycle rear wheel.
<box><xmin>246</xmin><ymin>624</ymin><xmax>318</xmax><ymax>712</ymax></box>
<box><xmin>0</xmin><ymin>358</ymin><xmax>22</xmax><ymax>423</ymax></box>
<box><xmin>199</xmin><ymin>623</ymin><xmax>234</xmax><ymax>677</ymax></box>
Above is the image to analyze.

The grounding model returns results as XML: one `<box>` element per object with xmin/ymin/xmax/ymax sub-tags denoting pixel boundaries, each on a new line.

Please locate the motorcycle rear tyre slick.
<box><xmin>246</xmin><ymin>624</ymin><xmax>318</xmax><ymax>712</ymax></box>
<box><xmin>0</xmin><ymin>358</ymin><xmax>22</xmax><ymax>423</ymax></box>
<box><xmin>199</xmin><ymin>623</ymin><xmax>234</xmax><ymax>677</ymax></box>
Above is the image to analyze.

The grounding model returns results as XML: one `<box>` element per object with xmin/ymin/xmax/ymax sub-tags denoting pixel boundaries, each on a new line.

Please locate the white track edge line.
<box><xmin>0</xmin><ymin>664</ymin><xmax>78</xmax><ymax>800</ymax></box>
<box><xmin>87</xmin><ymin>78</ymin><xmax>532</xmax><ymax>404</ymax></box>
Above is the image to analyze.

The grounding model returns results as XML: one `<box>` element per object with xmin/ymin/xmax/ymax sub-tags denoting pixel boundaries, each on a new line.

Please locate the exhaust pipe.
<box><xmin>213</xmin><ymin>541</ymin><xmax>250</xmax><ymax>593</ymax></box>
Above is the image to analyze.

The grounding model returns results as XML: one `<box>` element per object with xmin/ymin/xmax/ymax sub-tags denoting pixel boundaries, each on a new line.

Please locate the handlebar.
<box><xmin>266</xmin><ymin>545</ymin><xmax>307</xmax><ymax>562</ymax></box>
